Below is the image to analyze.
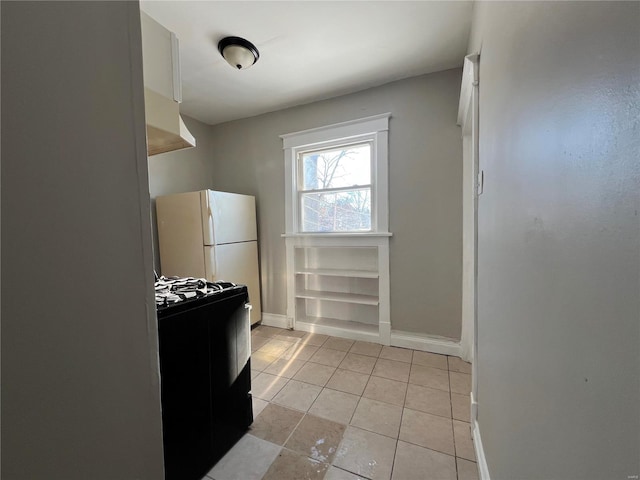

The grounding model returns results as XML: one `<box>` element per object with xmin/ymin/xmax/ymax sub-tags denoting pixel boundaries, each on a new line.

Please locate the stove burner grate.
<box><xmin>154</xmin><ymin>275</ymin><xmax>236</xmax><ymax>308</ymax></box>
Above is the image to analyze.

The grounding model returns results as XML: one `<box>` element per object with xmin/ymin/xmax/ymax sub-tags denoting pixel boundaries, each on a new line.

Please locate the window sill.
<box><xmin>282</xmin><ymin>232</ymin><xmax>392</xmax><ymax>238</ymax></box>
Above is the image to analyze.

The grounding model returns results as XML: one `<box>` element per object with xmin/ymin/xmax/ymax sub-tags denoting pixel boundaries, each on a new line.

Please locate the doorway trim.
<box><xmin>457</xmin><ymin>53</ymin><xmax>479</xmax><ymax>423</ymax></box>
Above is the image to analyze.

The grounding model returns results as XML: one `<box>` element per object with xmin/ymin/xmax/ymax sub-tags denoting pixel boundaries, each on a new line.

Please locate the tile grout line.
<box><xmin>258</xmin><ymin>375</ymin><xmax>291</xmax><ymax>403</ymax></box>
<box><xmin>389</xmin><ymin>359</ymin><xmax>412</xmax><ymax>480</ymax></box>
<box><xmin>280</xmin><ymin>408</ymin><xmax>308</xmax><ymax>451</ymax></box>
<box><xmin>335</xmin><ymin>463</ymin><xmax>375</xmax><ymax>480</ymax></box>
<box><xmin>448</xmin><ymin>365</ymin><xmax>461</xmax><ymax>480</ymax></box>
<box><xmin>345</xmin><ymin>386</ymin><xmax>363</xmax><ymax>426</ymax></box>
<box><xmin>391</xmin><ymin>435</ymin><xmax>461</xmax><ymax>460</ymax></box>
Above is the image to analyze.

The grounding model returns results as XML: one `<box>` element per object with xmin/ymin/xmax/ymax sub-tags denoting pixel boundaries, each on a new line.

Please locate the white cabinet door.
<box><xmin>140</xmin><ymin>11</ymin><xmax>180</xmax><ymax>101</ymax></box>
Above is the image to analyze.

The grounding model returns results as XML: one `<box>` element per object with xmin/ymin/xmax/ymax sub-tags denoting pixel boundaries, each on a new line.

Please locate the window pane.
<box><xmin>301</xmin><ymin>189</ymin><xmax>371</xmax><ymax>232</ymax></box>
<box><xmin>301</xmin><ymin>144</ymin><xmax>370</xmax><ymax>190</ymax></box>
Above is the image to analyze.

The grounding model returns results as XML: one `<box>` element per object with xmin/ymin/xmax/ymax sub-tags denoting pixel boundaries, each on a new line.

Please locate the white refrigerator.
<box><xmin>155</xmin><ymin>190</ymin><xmax>262</xmax><ymax>324</ymax></box>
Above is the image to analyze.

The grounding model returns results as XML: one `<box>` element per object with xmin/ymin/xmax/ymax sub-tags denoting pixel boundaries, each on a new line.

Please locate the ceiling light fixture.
<box><xmin>217</xmin><ymin>36</ymin><xmax>259</xmax><ymax>70</ymax></box>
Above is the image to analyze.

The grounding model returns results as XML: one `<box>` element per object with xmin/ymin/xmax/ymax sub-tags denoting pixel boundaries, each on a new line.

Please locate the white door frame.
<box><xmin>457</xmin><ymin>53</ymin><xmax>480</xmax><ymax>423</ymax></box>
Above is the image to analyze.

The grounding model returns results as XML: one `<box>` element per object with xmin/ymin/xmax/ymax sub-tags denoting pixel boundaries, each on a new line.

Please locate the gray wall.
<box><xmin>468</xmin><ymin>2</ymin><xmax>640</xmax><ymax>478</ymax></box>
<box><xmin>148</xmin><ymin>115</ymin><xmax>215</xmax><ymax>270</ymax></box>
<box><xmin>1</xmin><ymin>2</ymin><xmax>165</xmax><ymax>479</ymax></box>
<box><xmin>207</xmin><ymin>70</ymin><xmax>463</xmax><ymax>339</ymax></box>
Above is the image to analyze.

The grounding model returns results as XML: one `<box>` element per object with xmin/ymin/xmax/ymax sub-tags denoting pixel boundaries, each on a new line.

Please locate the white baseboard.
<box><xmin>295</xmin><ymin>321</ymin><xmax>380</xmax><ymax>343</ymax></box>
<box><xmin>470</xmin><ymin>391</ymin><xmax>478</xmax><ymax>424</ymax></box>
<box><xmin>259</xmin><ymin>317</ymin><xmax>464</xmax><ymax>359</ymax></box>
<box><xmin>390</xmin><ymin>330</ymin><xmax>462</xmax><ymax>357</ymax></box>
<box><xmin>472</xmin><ymin>420</ymin><xmax>491</xmax><ymax>480</ymax></box>
<box><xmin>260</xmin><ymin>313</ymin><xmax>290</xmax><ymax>329</ymax></box>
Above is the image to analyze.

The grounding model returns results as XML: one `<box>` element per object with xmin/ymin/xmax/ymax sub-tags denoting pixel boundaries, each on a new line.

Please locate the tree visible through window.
<box><xmin>298</xmin><ymin>143</ymin><xmax>372</xmax><ymax>232</ymax></box>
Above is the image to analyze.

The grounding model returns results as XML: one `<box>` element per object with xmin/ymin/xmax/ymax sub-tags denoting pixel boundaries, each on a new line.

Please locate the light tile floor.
<box><xmin>207</xmin><ymin>326</ymin><xmax>478</xmax><ymax>480</ymax></box>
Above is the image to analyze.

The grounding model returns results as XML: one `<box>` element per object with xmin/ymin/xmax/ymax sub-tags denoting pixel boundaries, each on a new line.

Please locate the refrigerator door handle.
<box><xmin>204</xmin><ymin>246</ymin><xmax>216</xmax><ymax>281</ymax></box>
<box><xmin>201</xmin><ymin>191</ymin><xmax>215</xmax><ymax>245</ymax></box>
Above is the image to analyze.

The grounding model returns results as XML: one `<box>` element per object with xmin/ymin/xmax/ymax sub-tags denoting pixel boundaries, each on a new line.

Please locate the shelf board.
<box><xmin>295</xmin><ymin>289</ymin><xmax>379</xmax><ymax>305</ymax></box>
<box><xmin>296</xmin><ymin>316</ymin><xmax>379</xmax><ymax>337</ymax></box>
<box><xmin>295</xmin><ymin>268</ymin><xmax>379</xmax><ymax>279</ymax></box>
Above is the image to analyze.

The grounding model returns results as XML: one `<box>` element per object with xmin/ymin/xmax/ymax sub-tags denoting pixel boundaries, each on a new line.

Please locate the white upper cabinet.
<box><xmin>140</xmin><ymin>11</ymin><xmax>194</xmax><ymax>156</ymax></box>
<box><xmin>140</xmin><ymin>11</ymin><xmax>180</xmax><ymax>102</ymax></box>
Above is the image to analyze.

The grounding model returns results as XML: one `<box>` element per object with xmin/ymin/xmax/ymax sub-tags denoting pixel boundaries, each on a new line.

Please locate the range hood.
<box><xmin>140</xmin><ymin>11</ymin><xmax>195</xmax><ymax>156</ymax></box>
<box><xmin>145</xmin><ymin>88</ymin><xmax>196</xmax><ymax>156</ymax></box>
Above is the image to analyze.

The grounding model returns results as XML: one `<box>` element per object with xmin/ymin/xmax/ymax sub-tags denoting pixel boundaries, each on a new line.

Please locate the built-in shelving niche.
<box><xmin>285</xmin><ymin>236</ymin><xmax>391</xmax><ymax>344</ymax></box>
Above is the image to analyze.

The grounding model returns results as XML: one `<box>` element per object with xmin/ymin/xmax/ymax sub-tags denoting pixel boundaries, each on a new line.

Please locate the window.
<box><xmin>282</xmin><ymin>113</ymin><xmax>390</xmax><ymax>234</ymax></box>
<box><xmin>298</xmin><ymin>142</ymin><xmax>372</xmax><ymax>232</ymax></box>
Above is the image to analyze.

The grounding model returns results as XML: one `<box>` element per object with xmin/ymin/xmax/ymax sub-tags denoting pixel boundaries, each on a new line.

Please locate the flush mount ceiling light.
<box><xmin>217</xmin><ymin>36</ymin><xmax>259</xmax><ymax>70</ymax></box>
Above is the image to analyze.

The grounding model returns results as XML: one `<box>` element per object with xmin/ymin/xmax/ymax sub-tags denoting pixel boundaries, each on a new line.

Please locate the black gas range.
<box><xmin>155</xmin><ymin>274</ymin><xmax>253</xmax><ymax>480</ymax></box>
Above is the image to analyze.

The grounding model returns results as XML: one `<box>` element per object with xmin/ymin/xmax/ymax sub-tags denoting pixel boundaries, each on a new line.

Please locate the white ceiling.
<box><xmin>140</xmin><ymin>1</ymin><xmax>473</xmax><ymax>126</ymax></box>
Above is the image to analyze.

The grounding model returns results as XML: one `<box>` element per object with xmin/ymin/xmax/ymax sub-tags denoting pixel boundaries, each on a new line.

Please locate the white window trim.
<box><xmin>281</xmin><ymin>113</ymin><xmax>390</xmax><ymax>235</ymax></box>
